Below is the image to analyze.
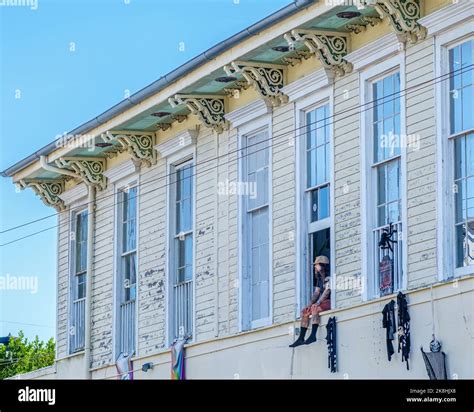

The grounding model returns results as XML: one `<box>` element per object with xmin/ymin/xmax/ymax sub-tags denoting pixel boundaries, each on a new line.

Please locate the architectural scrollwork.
<box><xmin>18</xmin><ymin>179</ymin><xmax>66</xmax><ymax>211</ymax></box>
<box><xmin>223</xmin><ymin>62</ymin><xmax>288</xmax><ymax>107</ymax></box>
<box><xmin>102</xmin><ymin>131</ymin><xmax>157</xmax><ymax>167</ymax></box>
<box><xmin>364</xmin><ymin>0</ymin><xmax>426</xmax><ymax>44</ymax></box>
<box><xmin>55</xmin><ymin>157</ymin><xmax>107</xmax><ymax>190</ymax></box>
<box><xmin>169</xmin><ymin>95</ymin><xmax>229</xmax><ymax>134</ymax></box>
<box><xmin>284</xmin><ymin>30</ymin><xmax>352</xmax><ymax>78</ymax></box>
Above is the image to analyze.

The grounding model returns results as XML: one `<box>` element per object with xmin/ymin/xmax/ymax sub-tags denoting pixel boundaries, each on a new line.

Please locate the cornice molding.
<box><xmin>104</xmin><ymin>159</ymin><xmax>138</xmax><ymax>184</ymax></box>
<box><xmin>281</xmin><ymin>68</ymin><xmax>330</xmax><ymax>102</ymax></box>
<box><xmin>225</xmin><ymin>99</ymin><xmax>272</xmax><ymax>128</ymax></box>
<box><xmin>59</xmin><ymin>182</ymin><xmax>88</xmax><ymax>206</ymax></box>
<box><xmin>346</xmin><ymin>32</ymin><xmax>401</xmax><ymax>71</ymax></box>
<box><xmin>155</xmin><ymin>129</ymin><xmax>198</xmax><ymax>158</ymax></box>
<box><xmin>419</xmin><ymin>1</ymin><xmax>474</xmax><ymax>37</ymax></box>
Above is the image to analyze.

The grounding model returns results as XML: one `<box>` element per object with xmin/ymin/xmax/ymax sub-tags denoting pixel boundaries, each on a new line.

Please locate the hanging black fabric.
<box><xmin>326</xmin><ymin>316</ymin><xmax>337</xmax><ymax>373</ymax></box>
<box><xmin>382</xmin><ymin>300</ymin><xmax>396</xmax><ymax>361</ymax></box>
<box><xmin>397</xmin><ymin>291</ymin><xmax>411</xmax><ymax>370</ymax></box>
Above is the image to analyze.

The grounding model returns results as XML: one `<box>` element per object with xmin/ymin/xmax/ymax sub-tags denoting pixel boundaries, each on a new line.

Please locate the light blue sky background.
<box><xmin>0</xmin><ymin>0</ymin><xmax>290</xmax><ymax>342</ymax></box>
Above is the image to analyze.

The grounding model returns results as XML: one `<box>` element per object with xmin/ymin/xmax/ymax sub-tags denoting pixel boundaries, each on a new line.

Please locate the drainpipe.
<box><xmin>39</xmin><ymin>156</ymin><xmax>79</xmax><ymax>179</ymax></box>
<box><xmin>84</xmin><ymin>185</ymin><xmax>95</xmax><ymax>379</ymax></box>
<box><xmin>40</xmin><ymin>155</ymin><xmax>95</xmax><ymax>379</ymax></box>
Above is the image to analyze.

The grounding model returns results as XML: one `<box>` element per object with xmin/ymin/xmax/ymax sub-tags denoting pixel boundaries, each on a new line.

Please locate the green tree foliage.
<box><xmin>0</xmin><ymin>331</ymin><xmax>55</xmax><ymax>379</ymax></box>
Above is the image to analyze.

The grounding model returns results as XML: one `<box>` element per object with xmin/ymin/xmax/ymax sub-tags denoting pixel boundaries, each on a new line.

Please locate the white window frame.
<box><xmin>295</xmin><ymin>88</ymin><xmax>335</xmax><ymax>313</ymax></box>
<box><xmin>360</xmin><ymin>53</ymin><xmax>408</xmax><ymax>301</ymax></box>
<box><xmin>436</xmin><ymin>26</ymin><xmax>474</xmax><ymax>280</ymax></box>
<box><xmin>67</xmin><ymin>202</ymin><xmax>88</xmax><ymax>355</ymax></box>
<box><xmin>165</xmin><ymin>145</ymin><xmax>196</xmax><ymax>345</ymax></box>
<box><xmin>113</xmin><ymin>175</ymin><xmax>140</xmax><ymax>359</ymax></box>
<box><xmin>238</xmin><ymin>114</ymin><xmax>273</xmax><ymax>331</ymax></box>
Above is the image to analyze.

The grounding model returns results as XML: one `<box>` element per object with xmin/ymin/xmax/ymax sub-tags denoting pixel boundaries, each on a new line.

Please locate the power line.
<box><xmin>0</xmin><ymin>65</ymin><xmax>471</xmax><ymax>247</ymax></box>
<box><xmin>0</xmin><ymin>64</ymin><xmax>469</xmax><ymax>236</ymax></box>
<box><xmin>1</xmin><ymin>65</ymin><xmax>469</xmax><ymax>246</ymax></box>
<box><xmin>0</xmin><ymin>320</ymin><xmax>55</xmax><ymax>329</ymax></box>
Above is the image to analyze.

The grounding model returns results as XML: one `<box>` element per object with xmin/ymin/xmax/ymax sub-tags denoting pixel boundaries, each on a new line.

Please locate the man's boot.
<box><xmin>289</xmin><ymin>327</ymin><xmax>307</xmax><ymax>348</ymax></box>
<box><xmin>304</xmin><ymin>324</ymin><xmax>319</xmax><ymax>345</ymax></box>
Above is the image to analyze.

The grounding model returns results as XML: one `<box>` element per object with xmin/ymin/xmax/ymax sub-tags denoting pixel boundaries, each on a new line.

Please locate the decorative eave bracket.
<box><xmin>223</xmin><ymin>61</ymin><xmax>288</xmax><ymax>107</ymax></box>
<box><xmin>346</xmin><ymin>16</ymin><xmax>382</xmax><ymax>34</ymax></box>
<box><xmin>363</xmin><ymin>0</ymin><xmax>426</xmax><ymax>44</ymax></box>
<box><xmin>55</xmin><ymin>157</ymin><xmax>107</xmax><ymax>191</ymax></box>
<box><xmin>284</xmin><ymin>30</ymin><xmax>352</xmax><ymax>78</ymax></box>
<box><xmin>17</xmin><ymin>179</ymin><xmax>66</xmax><ymax>211</ymax></box>
<box><xmin>168</xmin><ymin>95</ymin><xmax>228</xmax><ymax>134</ymax></box>
<box><xmin>101</xmin><ymin>130</ymin><xmax>157</xmax><ymax>167</ymax></box>
<box><xmin>154</xmin><ymin>114</ymin><xmax>188</xmax><ymax>132</ymax></box>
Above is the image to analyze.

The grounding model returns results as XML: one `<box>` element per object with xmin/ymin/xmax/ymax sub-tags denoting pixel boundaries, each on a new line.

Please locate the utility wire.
<box><xmin>0</xmin><ymin>65</ymin><xmax>471</xmax><ymax>247</ymax></box>
<box><xmin>0</xmin><ymin>64</ymin><xmax>470</xmax><ymax>235</ymax></box>
<box><xmin>1</xmin><ymin>64</ymin><xmax>470</xmax><ymax>235</ymax></box>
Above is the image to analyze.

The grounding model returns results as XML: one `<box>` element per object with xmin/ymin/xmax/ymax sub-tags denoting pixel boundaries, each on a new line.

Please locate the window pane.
<box><xmin>467</xmin><ymin>133</ymin><xmax>474</xmax><ymax>176</ymax></box>
<box><xmin>77</xmin><ymin>274</ymin><xmax>86</xmax><ymax>300</ymax></box>
<box><xmin>387</xmin><ymin>160</ymin><xmax>400</xmax><ymax>203</ymax></box>
<box><xmin>175</xmin><ymin>234</ymin><xmax>192</xmax><ymax>283</ymax></box>
<box><xmin>307</xmin><ymin>148</ymin><xmax>317</xmax><ymax>188</ymax></box>
<box><xmin>310</xmin><ymin>189</ymin><xmax>318</xmax><ymax>222</ymax></box>
<box><xmin>316</xmin><ymin>145</ymin><xmax>326</xmax><ymax>185</ymax></box>
<box><xmin>450</xmin><ymin>40</ymin><xmax>474</xmax><ymax>135</ymax></box>
<box><xmin>306</xmin><ymin>110</ymin><xmax>316</xmax><ymax>150</ymax></box>
<box><xmin>462</xmin><ymin>85</ymin><xmax>473</xmax><ymax>131</ymax></box>
<box><xmin>377</xmin><ymin>165</ymin><xmax>387</xmax><ymax>205</ymax></box>
<box><xmin>319</xmin><ymin>185</ymin><xmax>329</xmax><ymax>220</ymax></box>
<box><xmin>122</xmin><ymin>253</ymin><xmax>137</xmax><ymax>301</ymax></box>
<box><xmin>75</xmin><ymin>211</ymin><xmax>87</xmax><ymax>274</ymax></box>
<box><xmin>250</xmin><ymin>208</ymin><xmax>269</xmax><ymax>322</ymax></box>
<box><xmin>247</xmin><ymin>132</ymin><xmax>269</xmax><ymax>211</ymax></box>
<box><xmin>455</xmin><ymin>179</ymin><xmax>466</xmax><ymax>224</ymax></box>
<box><xmin>373</xmin><ymin>72</ymin><xmax>400</xmax><ymax>163</ymax></box>
<box><xmin>467</xmin><ymin>176</ymin><xmax>474</xmax><ymax>221</ymax></box>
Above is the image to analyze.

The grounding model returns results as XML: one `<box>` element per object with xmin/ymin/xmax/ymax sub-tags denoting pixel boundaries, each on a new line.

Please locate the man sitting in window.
<box><xmin>289</xmin><ymin>255</ymin><xmax>331</xmax><ymax>347</ymax></box>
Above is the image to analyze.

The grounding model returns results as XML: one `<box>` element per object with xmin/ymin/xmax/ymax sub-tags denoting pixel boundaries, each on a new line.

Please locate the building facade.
<box><xmin>2</xmin><ymin>0</ymin><xmax>473</xmax><ymax>380</ymax></box>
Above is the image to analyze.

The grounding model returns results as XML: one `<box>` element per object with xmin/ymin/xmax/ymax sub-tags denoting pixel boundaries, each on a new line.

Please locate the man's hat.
<box><xmin>314</xmin><ymin>255</ymin><xmax>329</xmax><ymax>265</ymax></box>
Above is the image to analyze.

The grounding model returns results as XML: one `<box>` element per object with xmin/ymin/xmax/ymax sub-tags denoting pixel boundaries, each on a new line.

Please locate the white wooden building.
<box><xmin>2</xmin><ymin>0</ymin><xmax>473</xmax><ymax>379</ymax></box>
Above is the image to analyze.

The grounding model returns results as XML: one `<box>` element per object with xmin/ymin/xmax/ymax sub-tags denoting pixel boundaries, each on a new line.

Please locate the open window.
<box><xmin>298</xmin><ymin>99</ymin><xmax>332</xmax><ymax>309</ymax></box>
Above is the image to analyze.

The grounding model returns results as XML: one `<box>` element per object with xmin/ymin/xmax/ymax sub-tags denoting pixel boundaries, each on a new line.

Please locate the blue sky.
<box><xmin>0</xmin><ymin>0</ymin><xmax>291</xmax><ymax>342</ymax></box>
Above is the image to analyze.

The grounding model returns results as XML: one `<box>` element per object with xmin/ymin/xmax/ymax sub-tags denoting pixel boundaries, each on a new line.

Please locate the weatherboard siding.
<box><xmin>271</xmin><ymin>102</ymin><xmax>297</xmax><ymax>324</ymax></box>
<box><xmin>404</xmin><ymin>38</ymin><xmax>438</xmax><ymax>289</ymax></box>
<box><xmin>137</xmin><ymin>159</ymin><xmax>167</xmax><ymax>355</ymax></box>
<box><xmin>56</xmin><ymin>212</ymin><xmax>70</xmax><ymax>359</ymax></box>
<box><xmin>333</xmin><ymin>70</ymin><xmax>363</xmax><ymax>309</ymax></box>
<box><xmin>90</xmin><ymin>184</ymin><xmax>115</xmax><ymax>369</ymax></box>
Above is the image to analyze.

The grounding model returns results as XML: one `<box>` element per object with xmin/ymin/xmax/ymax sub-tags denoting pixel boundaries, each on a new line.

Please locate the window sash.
<box><xmin>449</xmin><ymin>40</ymin><xmax>473</xmax><ymax>136</ymax></box>
<box><xmin>453</xmin><ymin>132</ymin><xmax>474</xmax><ymax>268</ymax></box>
<box><xmin>74</xmin><ymin>211</ymin><xmax>88</xmax><ymax>276</ymax></box>
<box><xmin>243</xmin><ymin>129</ymin><xmax>270</xmax><ymax>328</ymax></box>
<box><xmin>170</xmin><ymin>159</ymin><xmax>194</xmax><ymax>341</ymax></box>
<box><xmin>372</xmin><ymin>72</ymin><xmax>401</xmax><ymax>163</ymax></box>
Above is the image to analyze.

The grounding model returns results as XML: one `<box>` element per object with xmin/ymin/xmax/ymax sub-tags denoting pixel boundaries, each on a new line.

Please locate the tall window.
<box><xmin>302</xmin><ymin>103</ymin><xmax>331</xmax><ymax>305</ymax></box>
<box><xmin>371</xmin><ymin>72</ymin><xmax>403</xmax><ymax>297</ymax></box>
<box><xmin>170</xmin><ymin>160</ymin><xmax>194</xmax><ymax>341</ymax></box>
<box><xmin>242</xmin><ymin>129</ymin><xmax>270</xmax><ymax>330</ymax></box>
<box><xmin>117</xmin><ymin>185</ymin><xmax>137</xmax><ymax>356</ymax></box>
<box><xmin>450</xmin><ymin>39</ymin><xmax>474</xmax><ymax>270</ymax></box>
<box><xmin>69</xmin><ymin>209</ymin><xmax>87</xmax><ymax>353</ymax></box>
